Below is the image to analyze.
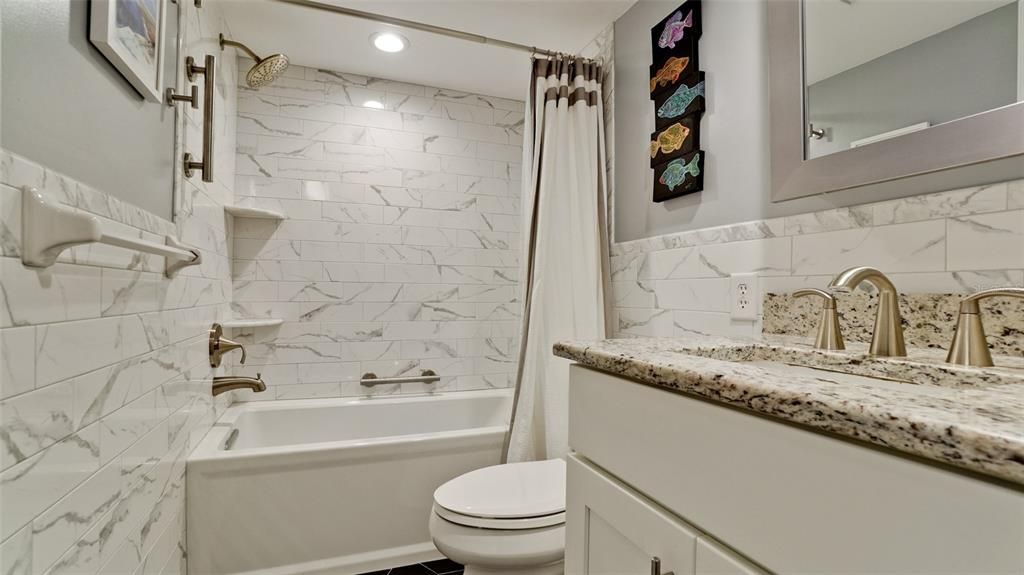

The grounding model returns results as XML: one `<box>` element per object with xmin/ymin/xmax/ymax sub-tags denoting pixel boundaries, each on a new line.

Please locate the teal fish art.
<box><xmin>657</xmin><ymin>80</ymin><xmax>705</xmax><ymax>120</ymax></box>
<box><xmin>659</xmin><ymin>153</ymin><xmax>701</xmax><ymax>191</ymax></box>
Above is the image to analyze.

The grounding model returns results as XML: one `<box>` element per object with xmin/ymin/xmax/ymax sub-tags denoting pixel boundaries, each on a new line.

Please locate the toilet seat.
<box><xmin>433</xmin><ymin>459</ymin><xmax>566</xmax><ymax>530</ymax></box>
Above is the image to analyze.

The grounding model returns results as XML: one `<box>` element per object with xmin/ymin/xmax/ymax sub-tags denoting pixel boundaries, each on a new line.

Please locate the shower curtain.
<box><xmin>504</xmin><ymin>55</ymin><xmax>612</xmax><ymax>463</ymax></box>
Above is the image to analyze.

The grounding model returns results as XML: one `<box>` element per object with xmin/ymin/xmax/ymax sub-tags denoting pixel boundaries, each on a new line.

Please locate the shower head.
<box><xmin>219</xmin><ymin>34</ymin><xmax>290</xmax><ymax>88</ymax></box>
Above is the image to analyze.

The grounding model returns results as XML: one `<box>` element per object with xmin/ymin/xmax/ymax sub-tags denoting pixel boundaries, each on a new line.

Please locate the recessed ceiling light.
<box><xmin>371</xmin><ymin>32</ymin><xmax>408</xmax><ymax>53</ymax></box>
<box><xmin>363</xmin><ymin>100</ymin><xmax>385</xmax><ymax>109</ymax></box>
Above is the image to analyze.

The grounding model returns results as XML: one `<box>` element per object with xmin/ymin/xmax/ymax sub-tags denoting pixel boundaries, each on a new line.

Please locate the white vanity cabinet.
<box><xmin>565</xmin><ymin>365</ymin><xmax>1024</xmax><ymax>574</ymax></box>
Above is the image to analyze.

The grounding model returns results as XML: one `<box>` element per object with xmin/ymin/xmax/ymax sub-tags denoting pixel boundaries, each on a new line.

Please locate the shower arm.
<box><xmin>219</xmin><ymin>34</ymin><xmax>263</xmax><ymax>61</ymax></box>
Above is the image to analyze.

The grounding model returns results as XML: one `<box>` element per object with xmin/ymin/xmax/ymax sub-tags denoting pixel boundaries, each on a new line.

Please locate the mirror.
<box><xmin>804</xmin><ymin>0</ymin><xmax>1021</xmax><ymax>160</ymax></box>
<box><xmin>768</xmin><ymin>0</ymin><xmax>1024</xmax><ymax>202</ymax></box>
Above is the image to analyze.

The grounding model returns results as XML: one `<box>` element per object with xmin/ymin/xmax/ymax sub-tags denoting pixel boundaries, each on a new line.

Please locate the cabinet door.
<box><xmin>695</xmin><ymin>537</ymin><xmax>764</xmax><ymax>575</ymax></box>
<box><xmin>566</xmin><ymin>454</ymin><xmax>696</xmax><ymax>575</ymax></box>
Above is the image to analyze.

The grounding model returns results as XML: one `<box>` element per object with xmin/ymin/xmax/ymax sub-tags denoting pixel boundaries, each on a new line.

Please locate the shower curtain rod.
<box><xmin>272</xmin><ymin>0</ymin><xmax>562</xmax><ymax>57</ymax></box>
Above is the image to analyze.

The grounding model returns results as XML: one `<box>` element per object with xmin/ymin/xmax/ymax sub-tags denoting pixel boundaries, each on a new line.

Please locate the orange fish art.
<box><xmin>650</xmin><ymin>56</ymin><xmax>690</xmax><ymax>93</ymax></box>
<box><xmin>650</xmin><ymin>123</ymin><xmax>692</xmax><ymax>158</ymax></box>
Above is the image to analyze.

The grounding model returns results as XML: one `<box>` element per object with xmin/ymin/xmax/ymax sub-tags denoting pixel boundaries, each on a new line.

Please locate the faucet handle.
<box><xmin>209</xmin><ymin>323</ymin><xmax>247</xmax><ymax>367</ymax></box>
<box><xmin>947</xmin><ymin>287</ymin><xmax>1024</xmax><ymax>367</ymax></box>
<box><xmin>793</xmin><ymin>288</ymin><xmax>845</xmax><ymax>350</ymax></box>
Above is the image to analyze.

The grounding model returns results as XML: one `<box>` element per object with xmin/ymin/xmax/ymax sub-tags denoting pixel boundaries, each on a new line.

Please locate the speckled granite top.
<box><xmin>554</xmin><ymin>335</ymin><xmax>1024</xmax><ymax>485</ymax></box>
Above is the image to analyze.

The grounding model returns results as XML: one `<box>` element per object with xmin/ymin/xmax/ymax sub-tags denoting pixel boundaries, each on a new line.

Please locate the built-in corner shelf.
<box><xmin>224</xmin><ymin>205</ymin><xmax>287</xmax><ymax>220</ymax></box>
<box><xmin>220</xmin><ymin>318</ymin><xmax>284</xmax><ymax>329</ymax></box>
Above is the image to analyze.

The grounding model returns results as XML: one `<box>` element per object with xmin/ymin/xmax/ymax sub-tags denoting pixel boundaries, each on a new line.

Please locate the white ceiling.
<box><xmin>220</xmin><ymin>0</ymin><xmax>635</xmax><ymax>100</ymax></box>
<box><xmin>804</xmin><ymin>0</ymin><xmax>1016</xmax><ymax>84</ymax></box>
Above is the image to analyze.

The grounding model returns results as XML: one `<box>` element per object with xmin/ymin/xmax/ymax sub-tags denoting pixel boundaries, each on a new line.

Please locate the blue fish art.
<box><xmin>659</xmin><ymin>153</ymin><xmax>702</xmax><ymax>191</ymax></box>
<box><xmin>657</xmin><ymin>80</ymin><xmax>705</xmax><ymax>120</ymax></box>
<box><xmin>658</xmin><ymin>9</ymin><xmax>694</xmax><ymax>49</ymax></box>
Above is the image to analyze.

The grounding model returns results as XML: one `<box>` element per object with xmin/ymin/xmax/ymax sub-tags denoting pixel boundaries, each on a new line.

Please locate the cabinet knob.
<box><xmin>651</xmin><ymin>557</ymin><xmax>674</xmax><ymax>575</ymax></box>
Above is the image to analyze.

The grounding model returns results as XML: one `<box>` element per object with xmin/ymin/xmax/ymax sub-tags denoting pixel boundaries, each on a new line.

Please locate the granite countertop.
<box><xmin>554</xmin><ymin>335</ymin><xmax>1024</xmax><ymax>485</ymax></box>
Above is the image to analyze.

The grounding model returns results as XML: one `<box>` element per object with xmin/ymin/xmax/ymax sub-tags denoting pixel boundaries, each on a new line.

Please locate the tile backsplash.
<box><xmin>610</xmin><ymin>180</ymin><xmax>1024</xmax><ymax>343</ymax></box>
<box><xmin>227</xmin><ymin>61</ymin><xmax>526</xmax><ymax>399</ymax></box>
<box><xmin>0</xmin><ymin>1</ymin><xmax>237</xmax><ymax>572</ymax></box>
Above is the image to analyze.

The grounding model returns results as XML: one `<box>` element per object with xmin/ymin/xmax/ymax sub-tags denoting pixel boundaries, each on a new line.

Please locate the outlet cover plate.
<box><xmin>730</xmin><ymin>273</ymin><xmax>759</xmax><ymax>321</ymax></box>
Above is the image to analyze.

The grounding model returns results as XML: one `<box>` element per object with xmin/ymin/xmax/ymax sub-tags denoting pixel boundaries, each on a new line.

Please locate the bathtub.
<box><xmin>187</xmin><ymin>389</ymin><xmax>513</xmax><ymax>575</ymax></box>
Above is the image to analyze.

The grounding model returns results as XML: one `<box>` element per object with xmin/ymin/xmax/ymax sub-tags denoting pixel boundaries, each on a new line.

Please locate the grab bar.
<box><xmin>361</xmin><ymin>370</ymin><xmax>440</xmax><ymax>387</ymax></box>
<box><xmin>21</xmin><ymin>187</ymin><xmax>202</xmax><ymax>277</ymax></box>
<box><xmin>183</xmin><ymin>54</ymin><xmax>215</xmax><ymax>182</ymax></box>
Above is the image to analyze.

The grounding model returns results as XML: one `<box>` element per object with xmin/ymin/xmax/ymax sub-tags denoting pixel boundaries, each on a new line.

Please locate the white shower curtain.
<box><xmin>505</xmin><ymin>56</ymin><xmax>611</xmax><ymax>463</ymax></box>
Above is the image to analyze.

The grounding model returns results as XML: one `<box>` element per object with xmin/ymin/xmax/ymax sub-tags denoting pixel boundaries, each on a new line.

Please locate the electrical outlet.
<box><xmin>730</xmin><ymin>273</ymin><xmax>759</xmax><ymax>321</ymax></box>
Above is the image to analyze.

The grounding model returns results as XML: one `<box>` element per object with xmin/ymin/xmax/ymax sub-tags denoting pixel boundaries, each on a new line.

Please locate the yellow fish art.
<box><xmin>650</xmin><ymin>56</ymin><xmax>690</xmax><ymax>93</ymax></box>
<box><xmin>650</xmin><ymin>123</ymin><xmax>692</xmax><ymax>158</ymax></box>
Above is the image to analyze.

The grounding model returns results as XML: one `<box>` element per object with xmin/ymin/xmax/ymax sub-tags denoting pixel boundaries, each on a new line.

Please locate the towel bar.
<box><xmin>21</xmin><ymin>187</ymin><xmax>202</xmax><ymax>277</ymax></box>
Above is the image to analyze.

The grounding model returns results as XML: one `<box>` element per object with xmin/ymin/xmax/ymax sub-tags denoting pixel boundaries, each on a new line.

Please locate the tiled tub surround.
<box><xmin>229</xmin><ymin>62</ymin><xmax>526</xmax><ymax>399</ymax></box>
<box><xmin>0</xmin><ymin>1</ymin><xmax>238</xmax><ymax>571</ymax></box>
<box><xmin>554</xmin><ymin>336</ymin><xmax>1024</xmax><ymax>484</ymax></box>
<box><xmin>764</xmin><ymin>291</ymin><xmax>1024</xmax><ymax>357</ymax></box>
<box><xmin>609</xmin><ymin>180</ymin><xmax>1024</xmax><ymax>340</ymax></box>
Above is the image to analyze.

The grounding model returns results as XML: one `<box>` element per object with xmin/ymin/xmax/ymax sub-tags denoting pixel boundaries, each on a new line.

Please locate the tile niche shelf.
<box><xmin>219</xmin><ymin>318</ymin><xmax>284</xmax><ymax>329</ymax></box>
<box><xmin>224</xmin><ymin>205</ymin><xmax>287</xmax><ymax>220</ymax></box>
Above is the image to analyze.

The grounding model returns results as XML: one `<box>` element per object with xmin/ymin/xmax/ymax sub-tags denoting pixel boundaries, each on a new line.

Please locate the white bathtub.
<box><xmin>187</xmin><ymin>389</ymin><xmax>513</xmax><ymax>575</ymax></box>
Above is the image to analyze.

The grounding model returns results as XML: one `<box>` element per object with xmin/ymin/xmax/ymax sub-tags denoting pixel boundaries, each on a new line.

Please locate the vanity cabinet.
<box><xmin>566</xmin><ymin>454</ymin><xmax>763</xmax><ymax>575</ymax></box>
<box><xmin>566</xmin><ymin>365</ymin><xmax>1024</xmax><ymax>574</ymax></box>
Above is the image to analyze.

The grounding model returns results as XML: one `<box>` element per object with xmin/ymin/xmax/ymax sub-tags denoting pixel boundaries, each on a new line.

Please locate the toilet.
<box><xmin>429</xmin><ymin>459</ymin><xmax>566</xmax><ymax>575</ymax></box>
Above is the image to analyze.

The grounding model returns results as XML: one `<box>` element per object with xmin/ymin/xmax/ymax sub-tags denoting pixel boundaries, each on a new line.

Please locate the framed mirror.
<box><xmin>768</xmin><ymin>0</ymin><xmax>1024</xmax><ymax>202</ymax></box>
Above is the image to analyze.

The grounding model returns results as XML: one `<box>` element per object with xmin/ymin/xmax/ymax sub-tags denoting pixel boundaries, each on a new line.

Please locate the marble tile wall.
<box><xmin>0</xmin><ymin>1</ymin><xmax>238</xmax><ymax>572</ymax></box>
<box><xmin>228</xmin><ymin>62</ymin><xmax>526</xmax><ymax>399</ymax></box>
<box><xmin>610</xmin><ymin>180</ymin><xmax>1024</xmax><ymax>342</ymax></box>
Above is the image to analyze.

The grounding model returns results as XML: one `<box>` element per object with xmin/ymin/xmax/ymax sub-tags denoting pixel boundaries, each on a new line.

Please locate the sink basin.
<box><xmin>678</xmin><ymin>340</ymin><xmax>1022</xmax><ymax>390</ymax></box>
<box><xmin>739</xmin><ymin>360</ymin><xmax>955</xmax><ymax>396</ymax></box>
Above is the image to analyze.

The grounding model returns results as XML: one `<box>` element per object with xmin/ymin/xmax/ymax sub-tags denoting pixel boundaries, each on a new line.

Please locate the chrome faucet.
<box><xmin>828</xmin><ymin>266</ymin><xmax>906</xmax><ymax>357</ymax></box>
<box><xmin>209</xmin><ymin>323</ymin><xmax>246</xmax><ymax>367</ymax></box>
<box><xmin>946</xmin><ymin>287</ymin><xmax>1024</xmax><ymax>367</ymax></box>
<box><xmin>212</xmin><ymin>374</ymin><xmax>266</xmax><ymax>397</ymax></box>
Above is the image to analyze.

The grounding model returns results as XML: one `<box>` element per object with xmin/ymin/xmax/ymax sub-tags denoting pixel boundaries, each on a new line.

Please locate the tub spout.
<box><xmin>212</xmin><ymin>374</ymin><xmax>266</xmax><ymax>397</ymax></box>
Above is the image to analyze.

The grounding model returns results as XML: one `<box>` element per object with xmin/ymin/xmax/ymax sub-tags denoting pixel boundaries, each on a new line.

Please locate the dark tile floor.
<box><xmin>358</xmin><ymin>558</ymin><xmax>464</xmax><ymax>575</ymax></box>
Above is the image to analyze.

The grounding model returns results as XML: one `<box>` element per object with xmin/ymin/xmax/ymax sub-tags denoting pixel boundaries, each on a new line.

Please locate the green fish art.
<box><xmin>657</xmin><ymin>80</ymin><xmax>705</xmax><ymax>120</ymax></box>
<box><xmin>659</xmin><ymin>153</ymin><xmax>701</xmax><ymax>191</ymax></box>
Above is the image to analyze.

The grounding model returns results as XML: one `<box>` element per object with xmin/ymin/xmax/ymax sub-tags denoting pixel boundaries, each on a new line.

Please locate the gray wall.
<box><xmin>808</xmin><ymin>3</ymin><xmax>1018</xmax><ymax>158</ymax></box>
<box><xmin>613</xmin><ymin>0</ymin><xmax>1023</xmax><ymax>242</ymax></box>
<box><xmin>1</xmin><ymin>0</ymin><xmax>179</xmax><ymax>219</ymax></box>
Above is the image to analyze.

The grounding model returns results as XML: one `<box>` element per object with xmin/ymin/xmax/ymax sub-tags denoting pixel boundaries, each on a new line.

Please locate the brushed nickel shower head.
<box><xmin>219</xmin><ymin>33</ymin><xmax>290</xmax><ymax>89</ymax></box>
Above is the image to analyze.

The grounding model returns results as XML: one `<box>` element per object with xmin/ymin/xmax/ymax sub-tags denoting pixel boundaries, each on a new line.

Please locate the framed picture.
<box><xmin>653</xmin><ymin>150</ymin><xmax>704</xmax><ymax>202</ymax></box>
<box><xmin>90</xmin><ymin>0</ymin><xmax>167</xmax><ymax>102</ymax></box>
<box><xmin>650</xmin><ymin>116</ymin><xmax>699</xmax><ymax>167</ymax></box>
<box><xmin>649</xmin><ymin>52</ymin><xmax>696</xmax><ymax>98</ymax></box>
<box><xmin>653</xmin><ymin>71</ymin><xmax>705</xmax><ymax>130</ymax></box>
<box><xmin>650</xmin><ymin>0</ymin><xmax>702</xmax><ymax>70</ymax></box>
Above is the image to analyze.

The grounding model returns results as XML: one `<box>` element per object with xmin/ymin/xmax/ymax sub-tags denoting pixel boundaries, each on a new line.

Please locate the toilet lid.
<box><xmin>434</xmin><ymin>459</ymin><xmax>566</xmax><ymax>520</ymax></box>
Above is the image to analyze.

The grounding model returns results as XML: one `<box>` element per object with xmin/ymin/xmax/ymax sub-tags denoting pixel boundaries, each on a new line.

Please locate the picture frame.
<box><xmin>653</xmin><ymin>150</ymin><xmax>704</xmax><ymax>203</ymax></box>
<box><xmin>90</xmin><ymin>0</ymin><xmax>167</xmax><ymax>102</ymax></box>
<box><xmin>650</xmin><ymin>115</ymin><xmax>700</xmax><ymax>167</ymax></box>
<box><xmin>650</xmin><ymin>0</ymin><xmax>703</xmax><ymax>70</ymax></box>
<box><xmin>653</xmin><ymin>71</ymin><xmax>705</xmax><ymax>130</ymax></box>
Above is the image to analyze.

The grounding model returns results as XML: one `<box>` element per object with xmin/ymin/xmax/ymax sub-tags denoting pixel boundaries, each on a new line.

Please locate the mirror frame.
<box><xmin>768</xmin><ymin>0</ymin><xmax>1024</xmax><ymax>202</ymax></box>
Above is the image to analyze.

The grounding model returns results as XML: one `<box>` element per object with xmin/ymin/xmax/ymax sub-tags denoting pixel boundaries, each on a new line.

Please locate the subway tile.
<box><xmin>0</xmin><ymin>259</ymin><xmax>102</xmax><ymax>327</ymax></box>
<box><xmin>872</xmin><ymin>182</ymin><xmax>1008</xmax><ymax>225</ymax></box>
<box><xmin>0</xmin><ymin>326</ymin><xmax>36</xmax><ymax>400</ymax></box>
<box><xmin>947</xmin><ymin>210</ymin><xmax>1024</xmax><ymax>271</ymax></box>
<box><xmin>791</xmin><ymin>220</ymin><xmax>945</xmax><ymax>276</ymax></box>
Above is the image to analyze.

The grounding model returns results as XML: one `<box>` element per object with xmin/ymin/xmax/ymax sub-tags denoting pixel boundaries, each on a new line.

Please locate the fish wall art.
<box><xmin>650</xmin><ymin>116</ymin><xmax>699</xmax><ymax>167</ymax></box>
<box><xmin>653</xmin><ymin>151</ymin><xmax>704</xmax><ymax>202</ymax></box>
<box><xmin>654</xmin><ymin>72</ymin><xmax>705</xmax><ymax>130</ymax></box>
<box><xmin>649</xmin><ymin>56</ymin><xmax>691</xmax><ymax>95</ymax></box>
<box><xmin>650</xmin><ymin>0</ymin><xmax>702</xmax><ymax>71</ymax></box>
<box><xmin>649</xmin><ymin>0</ymin><xmax>705</xmax><ymax>202</ymax></box>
